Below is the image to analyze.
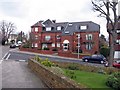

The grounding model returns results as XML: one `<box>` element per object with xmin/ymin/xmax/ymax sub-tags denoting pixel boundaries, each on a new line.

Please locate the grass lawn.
<box><xmin>63</xmin><ymin>69</ymin><xmax>112</xmax><ymax>89</ymax></box>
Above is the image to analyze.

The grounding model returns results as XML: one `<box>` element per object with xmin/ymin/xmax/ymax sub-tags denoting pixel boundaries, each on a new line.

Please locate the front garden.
<box><xmin>30</xmin><ymin>56</ymin><xmax>120</xmax><ymax>89</ymax></box>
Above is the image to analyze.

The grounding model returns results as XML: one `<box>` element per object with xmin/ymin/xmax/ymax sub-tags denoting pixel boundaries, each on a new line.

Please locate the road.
<box><xmin>1</xmin><ymin>46</ymin><xmax>48</xmax><ymax>88</ymax></box>
<box><xmin>3</xmin><ymin>48</ymin><xmax>105</xmax><ymax>67</ymax></box>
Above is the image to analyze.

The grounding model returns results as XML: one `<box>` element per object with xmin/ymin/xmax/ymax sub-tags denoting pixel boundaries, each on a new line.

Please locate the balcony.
<box><xmin>115</xmin><ymin>44</ymin><xmax>120</xmax><ymax>50</ymax></box>
<box><xmin>56</xmin><ymin>38</ymin><xmax>61</xmax><ymax>42</ymax></box>
<box><xmin>42</xmin><ymin>39</ymin><xmax>53</xmax><ymax>44</ymax></box>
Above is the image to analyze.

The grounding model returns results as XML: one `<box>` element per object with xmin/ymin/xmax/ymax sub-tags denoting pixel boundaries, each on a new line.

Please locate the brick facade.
<box><xmin>30</xmin><ymin>19</ymin><xmax>100</xmax><ymax>56</ymax></box>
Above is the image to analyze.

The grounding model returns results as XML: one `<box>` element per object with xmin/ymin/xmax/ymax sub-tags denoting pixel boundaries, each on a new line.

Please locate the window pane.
<box><xmin>81</xmin><ymin>26</ymin><xmax>87</xmax><ymax>30</ymax></box>
<box><xmin>57</xmin><ymin>43</ymin><xmax>60</xmax><ymax>47</ymax></box>
<box><xmin>46</xmin><ymin>27</ymin><xmax>51</xmax><ymax>31</ymax></box>
<box><xmin>35</xmin><ymin>27</ymin><xmax>38</xmax><ymax>32</ymax></box>
<box><xmin>35</xmin><ymin>43</ymin><xmax>38</xmax><ymax>47</ymax></box>
<box><xmin>45</xmin><ymin>36</ymin><xmax>51</xmax><ymax>41</ymax></box>
<box><xmin>52</xmin><ymin>43</ymin><xmax>55</xmax><ymax>47</ymax></box>
<box><xmin>57</xmin><ymin>26</ymin><xmax>61</xmax><ymax>30</ymax></box>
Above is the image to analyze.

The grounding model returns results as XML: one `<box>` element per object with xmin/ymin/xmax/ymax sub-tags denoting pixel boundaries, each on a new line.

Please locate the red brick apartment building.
<box><xmin>109</xmin><ymin>22</ymin><xmax>120</xmax><ymax>60</ymax></box>
<box><xmin>30</xmin><ymin>19</ymin><xmax>100</xmax><ymax>57</ymax></box>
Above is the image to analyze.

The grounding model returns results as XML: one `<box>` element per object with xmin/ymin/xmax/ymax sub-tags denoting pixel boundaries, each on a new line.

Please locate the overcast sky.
<box><xmin>0</xmin><ymin>0</ymin><xmax>109</xmax><ymax>37</ymax></box>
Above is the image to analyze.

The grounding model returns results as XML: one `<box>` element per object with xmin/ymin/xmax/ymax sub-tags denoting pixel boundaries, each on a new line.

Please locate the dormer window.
<box><xmin>68</xmin><ymin>23</ymin><xmax>73</xmax><ymax>26</ymax></box>
<box><xmin>80</xmin><ymin>25</ymin><xmax>87</xmax><ymax>30</ymax></box>
<box><xmin>57</xmin><ymin>26</ymin><xmax>61</xmax><ymax>30</ymax></box>
<box><xmin>65</xmin><ymin>31</ymin><xmax>69</xmax><ymax>34</ymax></box>
<box><xmin>46</xmin><ymin>27</ymin><xmax>51</xmax><ymax>31</ymax></box>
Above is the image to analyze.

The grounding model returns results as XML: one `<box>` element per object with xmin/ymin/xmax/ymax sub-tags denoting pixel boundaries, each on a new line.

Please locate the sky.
<box><xmin>0</xmin><ymin>0</ymin><xmax>110</xmax><ymax>38</ymax></box>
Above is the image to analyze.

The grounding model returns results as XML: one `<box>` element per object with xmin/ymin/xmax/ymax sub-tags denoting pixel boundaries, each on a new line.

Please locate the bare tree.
<box><xmin>0</xmin><ymin>20</ymin><xmax>16</xmax><ymax>45</ymax></box>
<box><xmin>92</xmin><ymin>0</ymin><xmax>119</xmax><ymax>67</ymax></box>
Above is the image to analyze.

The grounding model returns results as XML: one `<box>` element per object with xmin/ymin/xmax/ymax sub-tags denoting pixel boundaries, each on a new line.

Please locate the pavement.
<box><xmin>2</xmin><ymin>60</ymin><xmax>47</xmax><ymax>88</ymax></box>
<box><xmin>1</xmin><ymin>47</ymin><xmax>48</xmax><ymax>89</ymax></box>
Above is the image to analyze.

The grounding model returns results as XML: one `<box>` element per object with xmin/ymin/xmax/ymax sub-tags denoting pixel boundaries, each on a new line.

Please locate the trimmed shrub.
<box><xmin>43</xmin><ymin>47</ymin><xmax>50</xmax><ymax>50</ymax></box>
<box><xmin>41</xmin><ymin>58</ymin><xmax>54</xmax><ymax>67</ymax></box>
<box><xmin>106</xmin><ymin>72</ymin><xmax>120</xmax><ymax>90</ymax></box>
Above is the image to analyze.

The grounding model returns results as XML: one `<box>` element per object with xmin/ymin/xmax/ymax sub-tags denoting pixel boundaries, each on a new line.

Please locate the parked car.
<box><xmin>14</xmin><ymin>43</ymin><xmax>18</xmax><ymax>47</ymax></box>
<box><xmin>82</xmin><ymin>54</ymin><xmax>106</xmax><ymax>64</ymax></box>
<box><xmin>113</xmin><ymin>60</ymin><xmax>120</xmax><ymax>68</ymax></box>
<box><xmin>17</xmin><ymin>41</ymin><xmax>22</xmax><ymax>46</ymax></box>
<box><xmin>10</xmin><ymin>44</ymin><xmax>16</xmax><ymax>48</ymax></box>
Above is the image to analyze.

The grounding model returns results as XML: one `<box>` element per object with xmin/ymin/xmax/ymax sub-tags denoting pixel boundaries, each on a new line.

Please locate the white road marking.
<box><xmin>6</xmin><ymin>53</ymin><xmax>11</xmax><ymax>60</ymax></box>
<box><xmin>0</xmin><ymin>60</ymin><xmax>3</xmax><ymax>64</ymax></box>
<box><xmin>2</xmin><ymin>52</ymin><xmax>8</xmax><ymax>60</ymax></box>
<box><xmin>18</xmin><ymin>60</ymin><xmax>26</xmax><ymax>62</ymax></box>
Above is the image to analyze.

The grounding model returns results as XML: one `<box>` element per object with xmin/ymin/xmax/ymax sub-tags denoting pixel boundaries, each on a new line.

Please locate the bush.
<box><xmin>106</xmin><ymin>72</ymin><xmax>120</xmax><ymax>90</ymax></box>
<box><xmin>66</xmin><ymin>70</ymin><xmax>76</xmax><ymax>79</ymax></box>
<box><xmin>34</xmin><ymin>55</ymin><xmax>42</xmax><ymax>62</ymax></box>
<box><xmin>43</xmin><ymin>47</ymin><xmax>49</xmax><ymax>50</ymax></box>
<box><xmin>22</xmin><ymin>44</ymin><xmax>30</xmax><ymax>48</ymax></box>
<box><xmin>100</xmin><ymin>47</ymin><xmax>110</xmax><ymax>58</ymax></box>
<box><xmin>41</xmin><ymin>58</ymin><xmax>54</xmax><ymax>67</ymax></box>
<box><xmin>52</xmin><ymin>48</ymin><xmax>58</xmax><ymax>51</ymax></box>
<box><xmin>67</xmin><ymin>63</ymin><xmax>79</xmax><ymax>70</ymax></box>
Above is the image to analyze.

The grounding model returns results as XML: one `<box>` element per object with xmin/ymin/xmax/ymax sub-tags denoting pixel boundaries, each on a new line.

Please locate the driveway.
<box><xmin>2</xmin><ymin>60</ymin><xmax>47</xmax><ymax>88</ymax></box>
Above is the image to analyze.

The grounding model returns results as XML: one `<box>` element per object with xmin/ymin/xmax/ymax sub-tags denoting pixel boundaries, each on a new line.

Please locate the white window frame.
<box><xmin>35</xmin><ymin>43</ymin><xmax>38</xmax><ymax>47</ymax></box>
<box><xmin>35</xmin><ymin>35</ymin><xmax>38</xmax><ymax>40</ymax></box>
<box><xmin>56</xmin><ymin>35</ymin><xmax>60</xmax><ymax>39</ymax></box>
<box><xmin>57</xmin><ymin>43</ymin><xmax>60</xmax><ymax>47</ymax></box>
<box><xmin>42</xmin><ymin>44</ymin><xmax>47</xmax><ymax>49</ymax></box>
<box><xmin>57</xmin><ymin>26</ymin><xmax>61</xmax><ymax>30</ymax></box>
<box><xmin>116</xmin><ymin>30</ymin><xmax>120</xmax><ymax>33</ymax></box>
<box><xmin>116</xmin><ymin>39</ymin><xmax>120</xmax><ymax>44</ymax></box>
<box><xmin>46</xmin><ymin>27</ymin><xmax>51</xmax><ymax>31</ymax></box>
<box><xmin>86</xmin><ymin>43</ymin><xmax>92</xmax><ymax>50</ymax></box>
<box><xmin>52</xmin><ymin>43</ymin><xmax>55</xmax><ymax>47</ymax></box>
<box><xmin>45</xmin><ymin>36</ymin><xmax>51</xmax><ymax>41</ymax></box>
<box><xmin>86</xmin><ymin>34</ymin><xmax>92</xmax><ymax>40</ymax></box>
<box><xmin>80</xmin><ymin>25</ymin><xmax>87</xmax><ymax>30</ymax></box>
<box><xmin>35</xmin><ymin>27</ymin><xmax>38</xmax><ymax>32</ymax></box>
<box><xmin>65</xmin><ymin>31</ymin><xmax>69</xmax><ymax>34</ymax></box>
<box><xmin>68</xmin><ymin>23</ymin><xmax>73</xmax><ymax>26</ymax></box>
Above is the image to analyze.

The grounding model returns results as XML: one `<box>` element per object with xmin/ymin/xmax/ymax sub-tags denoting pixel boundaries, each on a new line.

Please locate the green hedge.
<box><xmin>106</xmin><ymin>72</ymin><xmax>120</xmax><ymax>90</ymax></box>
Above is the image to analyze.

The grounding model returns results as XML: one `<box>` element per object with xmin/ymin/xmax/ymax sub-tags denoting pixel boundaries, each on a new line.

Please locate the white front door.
<box><xmin>63</xmin><ymin>40</ymin><xmax>69</xmax><ymax>51</ymax></box>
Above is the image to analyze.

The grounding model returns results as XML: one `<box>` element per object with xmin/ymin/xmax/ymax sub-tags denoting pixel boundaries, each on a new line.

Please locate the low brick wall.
<box><xmin>58</xmin><ymin>51</ymin><xmax>90</xmax><ymax>59</ymax></box>
<box><xmin>20</xmin><ymin>47</ymin><xmax>89</xmax><ymax>59</ymax></box>
<box><xmin>28</xmin><ymin>59</ymin><xmax>85</xmax><ymax>89</ymax></box>
<box><xmin>20</xmin><ymin>47</ymin><xmax>55</xmax><ymax>55</ymax></box>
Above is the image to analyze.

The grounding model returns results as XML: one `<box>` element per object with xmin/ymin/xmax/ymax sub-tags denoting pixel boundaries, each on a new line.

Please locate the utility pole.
<box><xmin>78</xmin><ymin>34</ymin><xmax>80</xmax><ymax>59</ymax></box>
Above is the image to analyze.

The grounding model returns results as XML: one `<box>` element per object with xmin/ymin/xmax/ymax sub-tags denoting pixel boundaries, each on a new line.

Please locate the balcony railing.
<box><xmin>42</xmin><ymin>39</ymin><xmax>53</xmax><ymax>44</ymax></box>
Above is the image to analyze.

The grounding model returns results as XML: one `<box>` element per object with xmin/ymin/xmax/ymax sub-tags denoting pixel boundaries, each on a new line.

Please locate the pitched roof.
<box><xmin>31</xmin><ymin>19</ymin><xmax>100</xmax><ymax>35</ymax></box>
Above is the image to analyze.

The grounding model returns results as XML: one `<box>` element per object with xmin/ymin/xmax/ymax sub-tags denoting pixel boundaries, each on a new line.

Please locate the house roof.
<box><xmin>31</xmin><ymin>19</ymin><xmax>100</xmax><ymax>35</ymax></box>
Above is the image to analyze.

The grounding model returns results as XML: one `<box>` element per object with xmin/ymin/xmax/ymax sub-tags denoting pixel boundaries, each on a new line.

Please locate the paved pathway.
<box><xmin>2</xmin><ymin>60</ymin><xmax>47</xmax><ymax>88</ymax></box>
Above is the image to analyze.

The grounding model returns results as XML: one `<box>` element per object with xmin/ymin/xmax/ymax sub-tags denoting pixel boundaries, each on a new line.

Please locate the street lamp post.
<box><xmin>78</xmin><ymin>34</ymin><xmax>80</xmax><ymax>59</ymax></box>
